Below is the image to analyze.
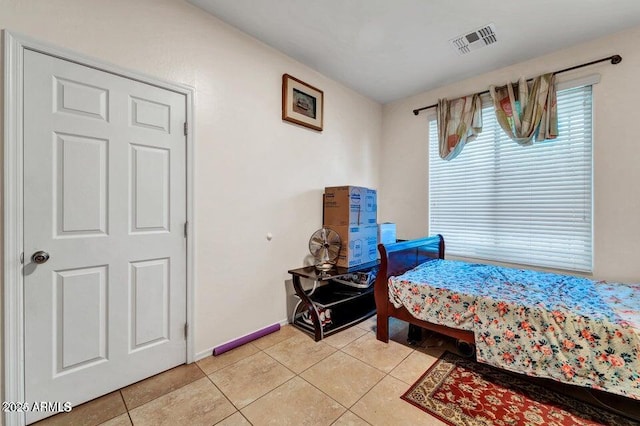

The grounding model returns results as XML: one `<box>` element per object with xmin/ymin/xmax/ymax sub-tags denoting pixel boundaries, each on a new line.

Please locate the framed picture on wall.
<box><xmin>282</xmin><ymin>74</ymin><xmax>324</xmax><ymax>131</ymax></box>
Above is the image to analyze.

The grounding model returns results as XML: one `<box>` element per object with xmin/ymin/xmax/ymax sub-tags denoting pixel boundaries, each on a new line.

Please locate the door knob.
<box><xmin>31</xmin><ymin>251</ymin><xmax>50</xmax><ymax>264</ymax></box>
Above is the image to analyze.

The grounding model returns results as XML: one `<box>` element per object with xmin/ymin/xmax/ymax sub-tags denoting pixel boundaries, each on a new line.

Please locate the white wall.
<box><xmin>379</xmin><ymin>25</ymin><xmax>640</xmax><ymax>282</ymax></box>
<box><xmin>0</xmin><ymin>0</ymin><xmax>382</xmax><ymax>357</ymax></box>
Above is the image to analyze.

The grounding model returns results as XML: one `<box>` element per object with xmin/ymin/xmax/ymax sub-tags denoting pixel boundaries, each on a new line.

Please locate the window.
<box><xmin>428</xmin><ymin>84</ymin><xmax>593</xmax><ymax>272</ymax></box>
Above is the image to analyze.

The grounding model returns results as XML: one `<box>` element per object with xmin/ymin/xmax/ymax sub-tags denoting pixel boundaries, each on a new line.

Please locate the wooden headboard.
<box><xmin>378</xmin><ymin>234</ymin><xmax>444</xmax><ymax>278</ymax></box>
<box><xmin>374</xmin><ymin>234</ymin><xmax>475</xmax><ymax>345</ymax></box>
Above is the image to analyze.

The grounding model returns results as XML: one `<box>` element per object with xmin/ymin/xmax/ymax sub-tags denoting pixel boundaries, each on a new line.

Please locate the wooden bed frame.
<box><xmin>375</xmin><ymin>238</ymin><xmax>640</xmax><ymax>419</ymax></box>
<box><xmin>374</xmin><ymin>234</ymin><xmax>475</xmax><ymax>345</ymax></box>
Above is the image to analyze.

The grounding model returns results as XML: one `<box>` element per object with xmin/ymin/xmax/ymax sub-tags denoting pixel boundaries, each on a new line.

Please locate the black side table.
<box><xmin>288</xmin><ymin>262</ymin><xmax>378</xmax><ymax>341</ymax></box>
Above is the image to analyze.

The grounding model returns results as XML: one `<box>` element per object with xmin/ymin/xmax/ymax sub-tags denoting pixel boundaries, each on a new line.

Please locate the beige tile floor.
<box><xmin>35</xmin><ymin>316</ymin><xmax>455</xmax><ymax>426</ymax></box>
<box><xmin>33</xmin><ymin>316</ymin><xmax>640</xmax><ymax>425</ymax></box>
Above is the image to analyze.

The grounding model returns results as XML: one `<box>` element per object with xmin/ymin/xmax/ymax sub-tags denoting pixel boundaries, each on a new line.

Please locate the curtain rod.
<box><xmin>412</xmin><ymin>54</ymin><xmax>622</xmax><ymax>116</ymax></box>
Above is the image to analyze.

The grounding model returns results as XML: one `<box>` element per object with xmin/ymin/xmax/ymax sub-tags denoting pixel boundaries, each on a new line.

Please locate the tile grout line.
<box><xmin>333</xmin><ymin>327</ymin><xmax>391</xmax><ymax>423</ymax></box>
<box><xmin>240</xmin><ymin>333</ymin><xmax>352</xmax><ymax>423</ymax></box>
<box><xmin>206</xmin><ymin>347</ymin><xmax>299</xmax><ymax>415</ymax></box>
<box><xmin>115</xmin><ymin>390</ymin><xmax>130</xmax><ymax>424</ymax></box>
<box><xmin>238</xmin><ymin>411</ymin><xmax>254</xmax><ymax>426</ymax></box>
<box><xmin>198</xmin><ymin>353</ymin><xmax>268</xmax><ymax>426</ymax></box>
<box><xmin>331</xmin><ymin>409</ymin><xmax>373</xmax><ymax>426</ymax></box>
<box><xmin>337</xmin><ymin>344</ymin><xmax>405</xmax><ymax>376</ymax></box>
<box><xmin>236</xmin><ymin>374</ymin><xmax>301</xmax><ymax>415</ymax></box>
<box><xmin>265</xmin><ymin>326</ymin><xmax>436</xmax><ymax>422</ymax></box>
<box><xmin>74</xmin><ymin>390</ymin><xmax>130</xmax><ymax>425</ymax></box>
<box><xmin>294</xmin><ymin>373</ymin><xmax>348</xmax><ymax>410</ymax></box>
<box><xmin>201</xmin><ymin>365</ymin><xmax>245</xmax><ymax>414</ymax></box>
<box><xmin>278</xmin><ymin>327</ymin><xmax>417</xmax><ymax>417</ymax></box>
<box><xmin>268</xmin><ymin>342</ymin><xmax>340</xmax><ymax>377</ymax></box>
<box><xmin>119</xmin><ymin>364</ymin><xmax>207</xmax><ymax>414</ymax></box>
<box><xmin>125</xmin><ymin>361</ymin><xmax>271</xmax><ymax>424</ymax></box>
<box><xmin>119</xmin><ymin>388</ymin><xmax>132</xmax><ymax>414</ymax></box>
<box><xmin>237</xmin><ymin>366</ymin><xmax>348</xmax><ymax>425</ymax></box>
<box><xmin>212</xmin><ymin>408</ymin><xmax>255</xmax><ymax>426</ymax></box>
<box><xmin>245</xmin><ymin>325</ymin><xmax>426</xmax><ymax>423</ymax></box>
<box><xmin>334</xmin><ymin>332</ymin><xmax>419</xmax><ymax>413</ymax></box>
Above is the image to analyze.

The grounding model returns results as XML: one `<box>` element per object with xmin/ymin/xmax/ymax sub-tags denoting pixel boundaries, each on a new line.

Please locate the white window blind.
<box><xmin>428</xmin><ymin>84</ymin><xmax>593</xmax><ymax>272</ymax></box>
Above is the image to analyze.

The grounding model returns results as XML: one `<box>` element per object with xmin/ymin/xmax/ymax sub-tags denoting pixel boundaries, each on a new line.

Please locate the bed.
<box><xmin>374</xmin><ymin>235</ymin><xmax>640</xmax><ymax>401</ymax></box>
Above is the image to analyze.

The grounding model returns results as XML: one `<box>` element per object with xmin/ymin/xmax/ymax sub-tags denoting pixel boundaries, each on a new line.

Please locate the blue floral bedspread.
<box><xmin>388</xmin><ymin>259</ymin><xmax>640</xmax><ymax>399</ymax></box>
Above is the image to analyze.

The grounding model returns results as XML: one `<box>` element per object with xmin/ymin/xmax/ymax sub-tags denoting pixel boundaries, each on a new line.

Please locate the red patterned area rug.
<box><xmin>402</xmin><ymin>352</ymin><xmax>638</xmax><ymax>426</ymax></box>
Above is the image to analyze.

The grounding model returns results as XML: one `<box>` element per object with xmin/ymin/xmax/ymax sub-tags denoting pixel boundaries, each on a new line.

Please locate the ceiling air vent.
<box><xmin>449</xmin><ymin>23</ymin><xmax>497</xmax><ymax>55</ymax></box>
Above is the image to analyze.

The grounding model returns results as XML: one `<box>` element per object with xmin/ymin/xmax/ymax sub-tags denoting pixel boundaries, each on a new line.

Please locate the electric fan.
<box><xmin>308</xmin><ymin>228</ymin><xmax>341</xmax><ymax>271</ymax></box>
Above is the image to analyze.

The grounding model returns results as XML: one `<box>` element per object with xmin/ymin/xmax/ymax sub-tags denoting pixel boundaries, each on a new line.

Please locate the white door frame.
<box><xmin>3</xmin><ymin>31</ymin><xmax>196</xmax><ymax>426</ymax></box>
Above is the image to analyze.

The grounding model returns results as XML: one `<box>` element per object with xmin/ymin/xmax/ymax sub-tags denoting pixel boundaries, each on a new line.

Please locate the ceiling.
<box><xmin>188</xmin><ymin>0</ymin><xmax>640</xmax><ymax>103</ymax></box>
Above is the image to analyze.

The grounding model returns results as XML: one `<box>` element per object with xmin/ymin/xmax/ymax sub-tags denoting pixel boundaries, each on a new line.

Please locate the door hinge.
<box><xmin>184</xmin><ymin>221</ymin><xmax>188</xmax><ymax>238</ymax></box>
<box><xmin>20</xmin><ymin>252</ymin><xmax>24</xmax><ymax>264</ymax></box>
<box><xmin>183</xmin><ymin>122</ymin><xmax>188</xmax><ymax>136</ymax></box>
<box><xmin>184</xmin><ymin>323</ymin><xmax>189</xmax><ymax>339</ymax></box>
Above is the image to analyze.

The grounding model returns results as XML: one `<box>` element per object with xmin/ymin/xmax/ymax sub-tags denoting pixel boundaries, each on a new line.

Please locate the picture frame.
<box><xmin>282</xmin><ymin>74</ymin><xmax>324</xmax><ymax>131</ymax></box>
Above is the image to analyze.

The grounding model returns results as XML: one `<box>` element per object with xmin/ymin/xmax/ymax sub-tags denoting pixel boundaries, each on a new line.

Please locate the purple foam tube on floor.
<box><xmin>212</xmin><ymin>323</ymin><xmax>281</xmax><ymax>356</ymax></box>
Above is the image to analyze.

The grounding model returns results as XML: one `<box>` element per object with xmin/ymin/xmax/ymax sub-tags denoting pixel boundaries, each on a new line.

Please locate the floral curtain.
<box><xmin>489</xmin><ymin>73</ymin><xmax>558</xmax><ymax>145</ymax></box>
<box><xmin>437</xmin><ymin>94</ymin><xmax>483</xmax><ymax>160</ymax></box>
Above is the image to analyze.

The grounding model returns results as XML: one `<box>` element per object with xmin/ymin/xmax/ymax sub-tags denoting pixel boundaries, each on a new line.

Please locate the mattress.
<box><xmin>388</xmin><ymin>259</ymin><xmax>640</xmax><ymax>400</ymax></box>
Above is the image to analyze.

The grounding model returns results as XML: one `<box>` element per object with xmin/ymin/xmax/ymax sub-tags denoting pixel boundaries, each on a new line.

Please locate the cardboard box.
<box><xmin>330</xmin><ymin>224</ymin><xmax>378</xmax><ymax>268</ymax></box>
<box><xmin>378</xmin><ymin>223</ymin><xmax>397</xmax><ymax>245</ymax></box>
<box><xmin>323</xmin><ymin>186</ymin><xmax>377</xmax><ymax>226</ymax></box>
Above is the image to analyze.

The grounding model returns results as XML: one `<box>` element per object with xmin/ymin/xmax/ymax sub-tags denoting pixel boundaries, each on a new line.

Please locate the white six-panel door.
<box><xmin>23</xmin><ymin>50</ymin><xmax>187</xmax><ymax>423</ymax></box>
